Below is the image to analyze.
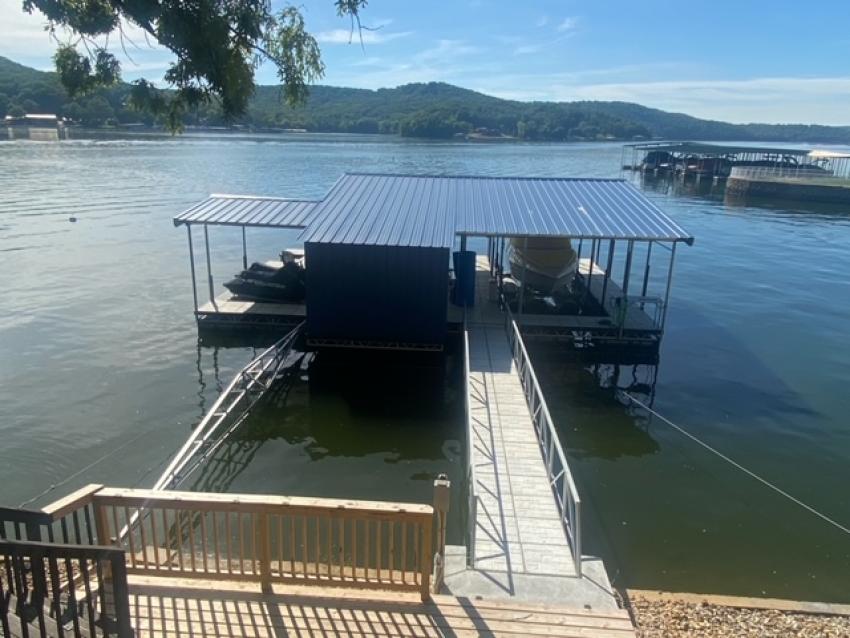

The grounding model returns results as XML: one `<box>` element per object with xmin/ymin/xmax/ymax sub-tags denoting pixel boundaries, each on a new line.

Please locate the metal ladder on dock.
<box><xmin>151</xmin><ymin>322</ymin><xmax>305</xmax><ymax>492</ymax></box>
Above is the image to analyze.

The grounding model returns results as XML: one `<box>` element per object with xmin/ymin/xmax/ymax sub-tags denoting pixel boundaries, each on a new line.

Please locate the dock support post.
<box><xmin>619</xmin><ymin>241</ymin><xmax>635</xmax><ymax>337</ymax></box>
<box><xmin>241</xmin><ymin>226</ymin><xmax>248</xmax><ymax>270</ymax></box>
<box><xmin>517</xmin><ymin>237</ymin><xmax>527</xmax><ymax>324</ymax></box>
<box><xmin>601</xmin><ymin>239</ymin><xmax>615</xmax><ymax>310</ymax></box>
<box><xmin>622</xmin><ymin>240</ymin><xmax>634</xmax><ymax>297</ymax></box>
<box><xmin>203</xmin><ymin>224</ymin><xmax>216</xmax><ymax>308</ymax></box>
<box><xmin>187</xmin><ymin>225</ymin><xmax>198</xmax><ymax>312</ymax></box>
<box><xmin>641</xmin><ymin>241</ymin><xmax>653</xmax><ymax>297</ymax></box>
<box><xmin>660</xmin><ymin>242</ymin><xmax>677</xmax><ymax>333</ymax></box>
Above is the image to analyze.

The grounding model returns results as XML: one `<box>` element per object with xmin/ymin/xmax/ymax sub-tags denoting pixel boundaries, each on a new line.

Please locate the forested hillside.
<box><xmin>3</xmin><ymin>55</ymin><xmax>850</xmax><ymax>143</ymax></box>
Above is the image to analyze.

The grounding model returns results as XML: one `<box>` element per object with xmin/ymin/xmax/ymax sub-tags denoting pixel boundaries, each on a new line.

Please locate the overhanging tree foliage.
<box><xmin>21</xmin><ymin>0</ymin><xmax>367</xmax><ymax>130</ymax></box>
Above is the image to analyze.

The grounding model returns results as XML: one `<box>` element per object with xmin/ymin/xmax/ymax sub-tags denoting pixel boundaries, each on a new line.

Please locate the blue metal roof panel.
<box><xmin>173</xmin><ymin>195</ymin><xmax>319</xmax><ymax>228</ymax></box>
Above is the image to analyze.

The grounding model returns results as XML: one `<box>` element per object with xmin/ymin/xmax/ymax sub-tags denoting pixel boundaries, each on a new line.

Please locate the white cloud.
<box><xmin>564</xmin><ymin>76</ymin><xmax>850</xmax><ymax>124</ymax></box>
<box><xmin>513</xmin><ymin>30</ymin><xmax>575</xmax><ymax>56</ymax></box>
<box><xmin>324</xmin><ymin>40</ymin><xmax>493</xmax><ymax>91</ymax></box>
<box><xmin>0</xmin><ymin>0</ymin><xmax>172</xmax><ymax>81</ymax></box>
<box><xmin>514</xmin><ymin>44</ymin><xmax>542</xmax><ymax>55</ymax></box>
<box><xmin>556</xmin><ymin>17</ymin><xmax>578</xmax><ymax>32</ymax></box>
<box><xmin>416</xmin><ymin>39</ymin><xmax>482</xmax><ymax>62</ymax></box>
<box><xmin>470</xmin><ymin>72</ymin><xmax>850</xmax><ymax>125</ymax></box>
<box><xmin>536</xmin><ymin>15</ymin><xmax>549</xmax><ymax>28</ymax></box>
<box><xmin>315</xmin><ymin>29</ymin><xmax>412</xmax><ymax>45</ymax></box>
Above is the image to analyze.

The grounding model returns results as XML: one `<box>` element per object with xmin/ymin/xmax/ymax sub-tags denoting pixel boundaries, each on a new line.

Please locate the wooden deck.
<box><xmin>127</xmin><ymin>575</ymin><xmax>636</xmax><ymax>637</ymax></box>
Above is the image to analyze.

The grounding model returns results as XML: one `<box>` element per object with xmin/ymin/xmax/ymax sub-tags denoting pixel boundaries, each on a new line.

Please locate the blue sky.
<box><xmin>4</xmin><ymin>0</ymin><xmax>850</xmax><ymax>124</ymax></box>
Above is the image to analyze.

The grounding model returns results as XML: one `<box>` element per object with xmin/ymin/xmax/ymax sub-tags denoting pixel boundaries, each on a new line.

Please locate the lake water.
<box><xmin>1</xmin><ymin>131</ymin><xmax>849</xmax><ymax>602</ymax></box>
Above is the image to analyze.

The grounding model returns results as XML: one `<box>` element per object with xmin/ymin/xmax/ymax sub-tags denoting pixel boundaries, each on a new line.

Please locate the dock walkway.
<box><xmin>445</xmin><ymin>304</ymin><xmax>619</xmax><ymax>610</ymax></box>
<box><xmin>468</xmin><ymin>325</ymin><xmax>576</xmax><ymax>575</ymax></box>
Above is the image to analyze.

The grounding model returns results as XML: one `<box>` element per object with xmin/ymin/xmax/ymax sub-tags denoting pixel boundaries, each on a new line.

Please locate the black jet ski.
<box><xmin>224</xmin><ymin>260</ymin><xmax>306</xmax><ymax>302</ymax></box>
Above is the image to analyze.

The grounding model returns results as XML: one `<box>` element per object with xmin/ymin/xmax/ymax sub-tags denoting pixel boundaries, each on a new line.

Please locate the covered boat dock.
<box><xmin>174</xmin><ymin>173</ymin><xmax>693</xmax><ymax>350</ymax></box>
<box><xmin>622</xmin><ymin>141</ymin><xmax>833</xmax><ymax>180</ymax></box>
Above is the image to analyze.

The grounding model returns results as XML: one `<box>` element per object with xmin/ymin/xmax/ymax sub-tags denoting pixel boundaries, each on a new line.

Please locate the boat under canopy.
<box><xmin>509</xmin><ymin>237</ymin><xmax>578</xmax><ymax>293</ymax></box>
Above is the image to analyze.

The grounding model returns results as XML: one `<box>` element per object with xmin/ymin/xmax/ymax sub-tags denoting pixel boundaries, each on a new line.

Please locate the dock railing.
<box><xmin>1</xmin><ymin>484</ymin><xmax>132</xmax><ymax>637</ymax></box>
<box><xmin>462</xmin><ymin>313</ymin><xmax>477</xmax><ymax>567</ymax></box>
<box><xmin>500</xmin><ymin>296</ymin><xmax>583</xmax><ymax>577</ymax></box>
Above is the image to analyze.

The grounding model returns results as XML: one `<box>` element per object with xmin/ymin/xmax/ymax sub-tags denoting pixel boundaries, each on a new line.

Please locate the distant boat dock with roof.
<box><xmin>623</xmin><ymin>141</ymin><xmax>850</xmax><ymax>202</ymax></box>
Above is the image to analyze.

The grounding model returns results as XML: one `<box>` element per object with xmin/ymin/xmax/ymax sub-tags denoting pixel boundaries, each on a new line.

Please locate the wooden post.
<box><xmin>257</xmin><ymin>513</ymin><xmax>272</xmax><ymax>593</ymax></box>
<box><xmin>432</xmin><ymin>477</ymin><xmax>450</xmax><ymax>594</ymax></box>
<box><xmin>92</xmin><ymin>499</ymin><xmax>117</xmax><ymax>621</ymax></box>
<box><xmin>419</xmin><ymin>518</ymin><xmax>433</xmax><ymax>602</ymax></box>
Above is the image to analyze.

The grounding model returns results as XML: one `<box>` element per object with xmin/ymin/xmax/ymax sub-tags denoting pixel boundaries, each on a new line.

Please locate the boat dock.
<box><xmin>0</xmin><ymin>172</ymin><xmax>698</xmax><ymax>636</ymax></box>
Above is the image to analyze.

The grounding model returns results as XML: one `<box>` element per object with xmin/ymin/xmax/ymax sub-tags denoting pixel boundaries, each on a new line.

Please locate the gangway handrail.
<box><xmin>462</xmin><ymin>312</ymin><xmax>477</xmax><ymax>567</ymax></box>
<box><xmin>500</xmin><ymin>296</ymin><xmax>583</xmax><ymax>576</ymax></box>
<box><xmin>151</xmin><ymin>322</ymin><xmax>304</xmax><ymax>492</ymax></box>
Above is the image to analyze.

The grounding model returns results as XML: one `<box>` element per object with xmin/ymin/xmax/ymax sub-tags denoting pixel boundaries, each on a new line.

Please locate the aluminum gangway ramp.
<box><xmin>445</xmin><ymin>322</ymin><xmax>620</xmax><ymax>611</ymax></box>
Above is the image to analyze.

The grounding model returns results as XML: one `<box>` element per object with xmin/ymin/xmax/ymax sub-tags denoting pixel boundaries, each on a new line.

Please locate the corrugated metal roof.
<box><xmin>301</xmin><ymin>174</ymin><xmax>458</xmax><ymax>248</ymax></box>
<box><xmin>300</xmin><ymin>173</ymin><xmax>693</xmax><ymax>247</ymax></box>
<box><xmin>173</xmin><ymin>195</ymin><xmax>319</xmax><ymax>228</ymax></box>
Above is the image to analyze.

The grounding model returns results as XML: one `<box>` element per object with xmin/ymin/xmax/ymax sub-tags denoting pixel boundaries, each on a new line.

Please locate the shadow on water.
<box><xmin>181</xmin><ymin>342</ymin><xmax>466</xmax><ymax>542</ymax></box>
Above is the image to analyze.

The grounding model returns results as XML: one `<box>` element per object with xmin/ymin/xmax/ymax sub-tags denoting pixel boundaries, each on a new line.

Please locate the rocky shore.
<box><xmin>628</xmin><ymin>590</ymin><xmax>850</xmax><ymax>638</ymax></box>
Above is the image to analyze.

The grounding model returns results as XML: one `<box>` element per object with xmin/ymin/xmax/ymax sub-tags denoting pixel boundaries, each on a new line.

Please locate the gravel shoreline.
<box><xmin>629</xmin><ymin>592</ymin><xmax>850</xmax><ymax>638</ymax></box>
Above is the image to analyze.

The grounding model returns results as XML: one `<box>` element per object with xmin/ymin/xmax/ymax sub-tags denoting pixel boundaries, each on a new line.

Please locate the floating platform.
<box><xmin>198</xmin><ymin>256</ymin><xmax>660</xmax><ymax>348</ymax></box>
<box><xmin>196</xmin><ymin>293</ymin><xmax>305</xmax><ymax>327</ymax></box>
<box><xmin>447</xmin><ymin>256</ymin><xmax>662</xmax><ymax>347</ymax></box>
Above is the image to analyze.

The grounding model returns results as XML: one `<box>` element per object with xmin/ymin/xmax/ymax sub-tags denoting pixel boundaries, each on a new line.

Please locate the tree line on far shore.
<box><xmin>3</xmin><ymin>55</ymin><xmax>850</xmax><ymax>144</ymax></box>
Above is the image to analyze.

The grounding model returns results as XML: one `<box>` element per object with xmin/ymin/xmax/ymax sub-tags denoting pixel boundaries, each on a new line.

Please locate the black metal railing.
<box><xmin>1</xmin><ymin>538</ymin><xmax>131</xmax><ymax>637</ymax></box>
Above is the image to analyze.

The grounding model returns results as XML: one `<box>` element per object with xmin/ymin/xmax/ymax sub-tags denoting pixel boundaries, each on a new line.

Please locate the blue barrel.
<box><xmin>453</xmin><ymin>250</ymin><xmax>476</xmax><ymax>307</ymax></box>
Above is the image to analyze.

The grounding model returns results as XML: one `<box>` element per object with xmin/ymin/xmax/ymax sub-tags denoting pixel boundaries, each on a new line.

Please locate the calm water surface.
<box><xmin>1</xmin><ymin>132</ymin><xmax>848</xmax><ymax>601</ymax></box>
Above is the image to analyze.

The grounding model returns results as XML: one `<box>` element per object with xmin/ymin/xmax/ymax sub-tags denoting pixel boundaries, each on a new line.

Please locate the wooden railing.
<box><xmin>1</xmin><ymin>478</ymin><xmax>449</xmax><ymax>638</ymax></box>
<box><xmin>91</xmin><ymin>487</ymin><xmax>440</xmax><ymax>601</ymax></box>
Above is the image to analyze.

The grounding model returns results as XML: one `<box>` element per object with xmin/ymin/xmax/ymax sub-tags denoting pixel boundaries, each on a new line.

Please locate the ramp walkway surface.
<box><xmin>444</xmin><ymin>272</ymin><xmax>620</xmax><ymax>611</ymax></box>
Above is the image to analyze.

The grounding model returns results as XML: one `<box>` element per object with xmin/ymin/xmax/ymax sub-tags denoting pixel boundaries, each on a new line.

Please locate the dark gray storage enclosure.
<box><xmin>305</xmin><ymin>242</ymin><xmax>450</xmax><ymax>348</ymax></box>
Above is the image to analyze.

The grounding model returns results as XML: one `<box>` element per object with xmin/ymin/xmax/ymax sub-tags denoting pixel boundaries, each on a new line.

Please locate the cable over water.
<box><xmin>17</xmin><ymin>429</ymin><xmax>153</xmax><ymax>508</ymax></box>
<box><xmin>619</xmin><ymin>391</ymin><xmax>850</xmax><ymax>537</ymax></box>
